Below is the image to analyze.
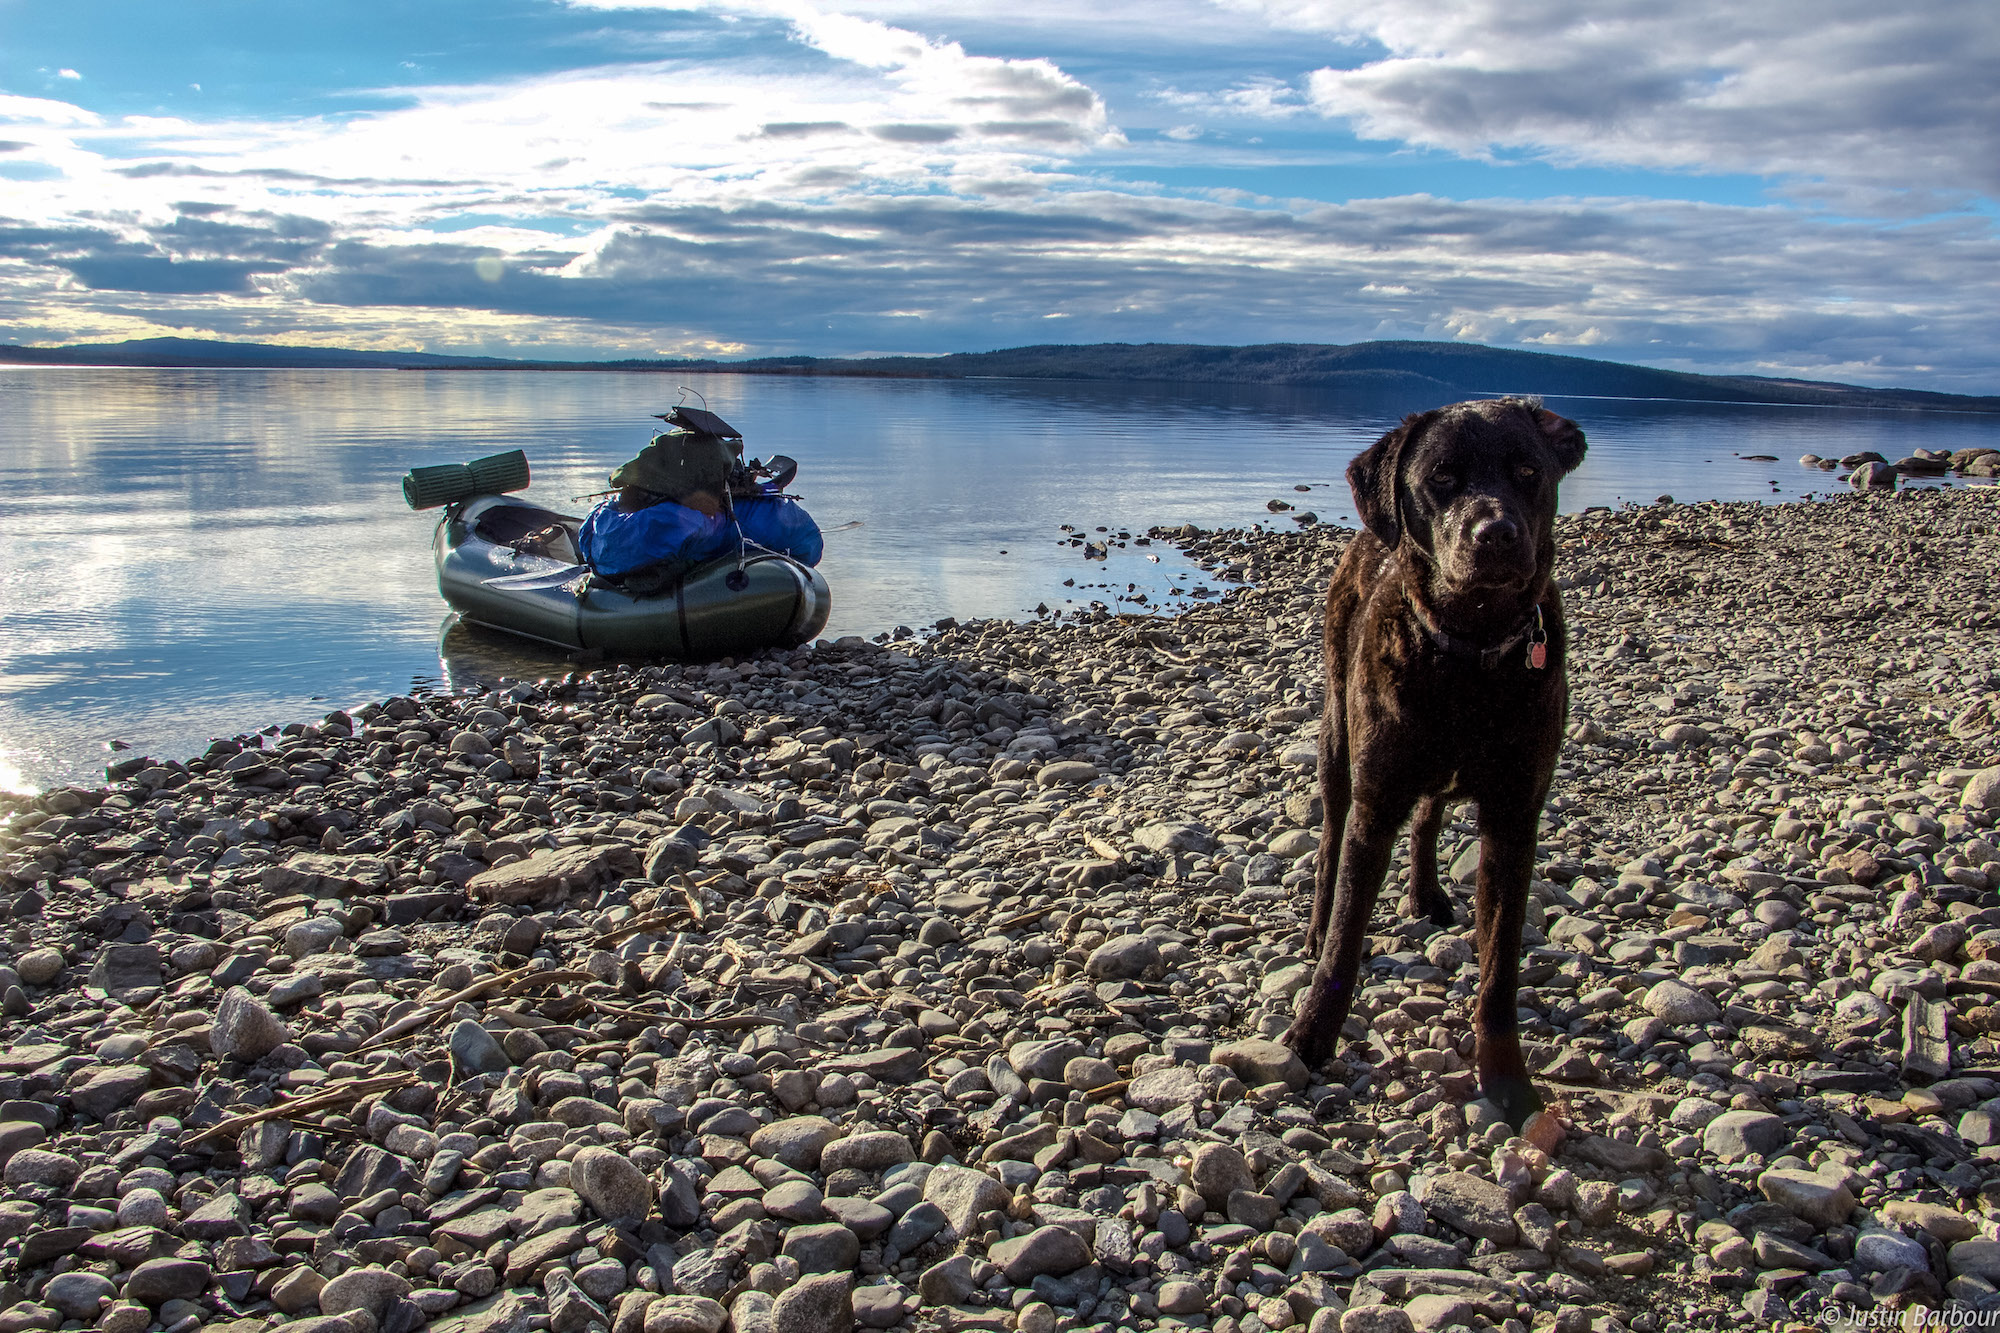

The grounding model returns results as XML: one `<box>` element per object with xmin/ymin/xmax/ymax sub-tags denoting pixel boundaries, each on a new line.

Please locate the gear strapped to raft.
<box><xmin>579</xmin><ymin>397</ymin><xmax>824</xmax><ymax>595</ymax></box>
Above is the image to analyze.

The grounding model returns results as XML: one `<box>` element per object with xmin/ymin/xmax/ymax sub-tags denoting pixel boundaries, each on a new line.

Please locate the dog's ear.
<box><xmin>1529</xmin><ymin>406</ymin><xmax>1587</xmax><ymax>474</ymax></box>
<box><xmin>1347</xmin><ymin>413</ymin><xmax>1427</xmax><ymax>548</ymax></box>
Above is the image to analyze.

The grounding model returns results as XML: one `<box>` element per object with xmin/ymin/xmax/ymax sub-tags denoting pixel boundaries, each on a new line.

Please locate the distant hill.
<box><xmin>4</xmin><ymin>335</ymin><xmax>1996</xmax><ymax>413</ymax></box>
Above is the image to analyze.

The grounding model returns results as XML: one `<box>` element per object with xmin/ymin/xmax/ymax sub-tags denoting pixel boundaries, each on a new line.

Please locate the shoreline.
<box><xmin>0</xmin><ymin>484</ymin><xmax>1998</xmax><ymax>1332</ymax></box>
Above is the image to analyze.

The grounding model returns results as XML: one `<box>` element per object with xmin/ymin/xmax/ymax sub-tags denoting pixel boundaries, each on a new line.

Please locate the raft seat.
<box><xmin>473</xmin><ymin>504</ymin><xmax>581</xmax><ymax>564</ymax></box>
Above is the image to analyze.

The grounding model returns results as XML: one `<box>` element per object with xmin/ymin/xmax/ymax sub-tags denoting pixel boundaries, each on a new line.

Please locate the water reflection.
<box><xmin>1</xmin><ymin>365</ymin><xmax>1993</xmax><ymax>790</ymax></box>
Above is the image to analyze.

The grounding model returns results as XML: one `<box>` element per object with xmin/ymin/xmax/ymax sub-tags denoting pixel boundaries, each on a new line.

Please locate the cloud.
<box><xmin>757</xmin><ymin>120</ymin><xmax>854</xmax><ymax>137</ymax></box>
<box><xmin>869</xmin><ymin>123</ymin><xmax>959</xmax><ymax>142</ymax></box>
<box><xmin>2</xmin><ymin>0</ymin><xmax>1995</xmax><ymax>390</ymax></box>
<box><xmin>0</xmin><ymin>93</ymin><xmax>101</xmax><ymax>126</ymax></box>
<box><xmin>1212</xmin><ymin>0</ymin><xmax>2000</xmax><ymax>202</ymax></box>
<box><xmin>123</xmin><ymin>189</ymin><xmax>1971</xmax><ymax>389</ymax></box>
<box><xmin>1154</xmin><ymin>76</ymin><xmax>1308</xmax><ymax>120</ymax></box>
<box><xmin>64</xmin><ymin>255</ymin><xmax>282</xmax><ymax>294</ymax></box>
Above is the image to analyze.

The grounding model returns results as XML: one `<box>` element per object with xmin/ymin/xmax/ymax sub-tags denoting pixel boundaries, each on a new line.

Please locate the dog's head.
<box><xmin>1347</xmin><ymin>397</ymin><xmax>1586</xmax><ymax>591</ymax></box>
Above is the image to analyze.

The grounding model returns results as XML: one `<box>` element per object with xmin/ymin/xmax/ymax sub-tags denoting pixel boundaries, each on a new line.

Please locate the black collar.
<box><xmin>1407</xmin><ymin>595</ymin><xmax>1547</xmax><ymax>670</ymax></box>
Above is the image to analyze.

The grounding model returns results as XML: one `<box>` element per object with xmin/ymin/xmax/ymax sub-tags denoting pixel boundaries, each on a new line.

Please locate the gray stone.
<box><xmin>916</xmin><ymin>1256</ymin><xmax>977</xmax><ymax>1306</ymax></box>
<box><xmin>1372</xmin><ymin>1191</ymin><xmax>1425</xmax><ymax>1236</ymax></box>
<box><xmin>571</xmin><ymin>1147</ymin><xmax>652</xmax><ymax>1229</ymax></box>
<box><xmin>782</xmin><ymin>1223</ymin><xmax>861</xmax><ymax>1273</ymax></box>
<box><xmin>1340</xmin><ymin>1308</ymin><xmax>1415</xmax><ymax>1333</ymax></box>
<box><xmin>41</xmin><ymin>1273</ymin><xmax>114</xmax><ymax>1321</ymax></box>
<box><xmin>466</xmin><ymin>842</ymin><xmax>641</xmax><ymax>907</ymax></box>
<box><xmin>0</xmin><ymin>1121</ymin><xmax>44</xmax><ymax>1168</ymax></box>
<box><xmin>449</xmin><ymin>1020</ymin><xmax>510</xmax><ymax>1077</ymax></box>
<box><xmin>670</xmin><ymin>1250</ymin><xmax>735</xmax><ymax>1301</ymax></box>
<box><xmin>284</xmin><ymin>917</ymin><xmax>344</xmax><ymax>958</ymax></box>
<box><xmin>14</xmin><ymin>950</ymin><xmax>62</xmax><ymax>986</ymax></box>
<box><xmin>1403</xmin><ymin>1295</ymin><xmax>1476</xmax><ymax>1333</ymax></box>
<box><xmin>850</xmin><ymin>1284</ymin><xmax>904</xmax><ymax>1329</ymax></box>
<box><xmin>211</xmin><ymin>986</ymin><xmax>288</xmax><ymax>1062</ymax></box>
<box><xmin>921</xmin><ymin>1164</ymin><xmax>1011</xmax><ymax>1236</ymax></box>
<box><xmin>887</xmin><ymin>1201</ymin><xmax>947</xmax><ymax>1253</ymax></box>
<box><xmin>87</xmin><ymin>944</ymin><xmax>161</xmax><ymax>1001</ymax></box>
<box><xmin>123</xmin><ymin>1258</ymin><xmax>211</xmax><ymax>1306</ymax></box>
<box><xmin>820</xmin><ymin>1195</ymin><xmax>892</xmax><ymax>1239</ymax></box>
<box><xmin>1132</xmin><ymin>822</ymin><xmax>1214</xmax><ymax>855</ymax></box>
<box><xmin>1126</xmin><ymin>1065</ymin><xmax>1204</xmax><ymax>1113</ymax></box>
<box><xmin>1642</xmin><ymin>978</ymin><xmax>1720</xmax><ymax>1025</ymax></box>
<box><xmin>1418</xmin><ymin>1172</ymin><xmax>1518</xmax><ymax>1244</ymax></box>
<box><xmin>1189</xmin><ymin>1143</ymin><xmax>1255</xmax><ymax>1208</ymax></box>
<box><xmin>989</xmin><ymin>1225</ymin><xmax>1091</xmax><ymax>1282</ymax></box>
<box><xmin>660</xmin><ymin>1167</ymin><xmax>701</xmax><ymax>1229</ymax></box>
<box><xmin>3</xmin><ymin>1149</ymin><xmax>79</xmax><ymax>1188</ymax></box>
<box><xmin>180</xmin><ymin>1191</ymin><xmax>251</xmax><ymax>1239</ymax></box>
<box><xmin>69</xmin><ymin>1065</ymin><xmax>152</xmax><ymax>1121</ymax></box>
<box><xmin>749</xmin><ymin>1116</ymin><xmax>841</xmax><ymax>1171</ymax></box>
<box><xmin>1855</xmin><ymin>1230</ymin><xmax>1930</xmax><ymax>1273</ymax></box>
<box><xmin>821</xmin><ymin>1045</ymin><xmax>926</xmax><ymax>1084</ymax></box>
<box><xmin>1758</xmin><ymin>1168</ymin><xmax>1856</xmax><ymax>1226</ymax></box>
<box><xmin>772</xmin><ymin>1274</ymin><xmax>852</xmax><ymax>1333</ymax></box>
<box><xmin>431</xmin><ymin>1290</ymin><xmax>539</xmax><ymax>1333</ymax></box>
<box><xmin>726</xmin><ymin>1292</ymin><xmax>773</xmax><ymax>1333</ymax></box>
<box><xmin>1085</xmin><ymin>935</ymin><xmax>1159</xmax><ymax>981</ymax></box>
<box><xmin>818</xmin><ymin>1131</ymin><xmax>915</xmax><ymax>1175</ymax></box>
<box><xmin>1703</xmin><ymin>1110</ymin><xmax>1788</xmax><ymax>1162</ymax></box>
<box><xmin>318</xmin><ymin>1268</ymin><xmax>413</xmax><ymax>1320</ymax></box>
<box><xmin>763</xmin><ymin>1180</ymin><xmax>824</xmax><ymax>1223</ymax></box>
<box><xmin>1212</xmin><ymin>1037</ymin><xmax>1310</xmax><ymax>1091</ymax></box>
<box><xmin>1949</xmin><ymin>1238</ymin><xmax>2000</xmax><ymax>1282</ymax></box>
<box><xmin>1063</xmin><ymin>1056</ymin><xmax>1118</xmax><ymax>1090</ymax></box>
<box><xmin>1007</xmin><ymin>1038</ymin><xmax>1084</xmax><ymax>1083</ymax></box>
<box><xmin>642</xmin><ymin>1296</ymin><xmax>726</xmax><ymax>1333</ymax></box>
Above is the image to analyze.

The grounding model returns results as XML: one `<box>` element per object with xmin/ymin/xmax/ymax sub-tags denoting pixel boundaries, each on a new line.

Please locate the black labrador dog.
<box><xmin>1282</xmin><ymin>397</ymin><xmax>1586</xmax><ymax>1129</ymax></box>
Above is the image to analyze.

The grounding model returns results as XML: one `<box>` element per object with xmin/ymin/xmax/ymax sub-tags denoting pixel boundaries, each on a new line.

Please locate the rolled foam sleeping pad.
<box><xmin>403</xmin><ymin>449</ymin><xmax>532</xmax><ymax>510</ymax></box>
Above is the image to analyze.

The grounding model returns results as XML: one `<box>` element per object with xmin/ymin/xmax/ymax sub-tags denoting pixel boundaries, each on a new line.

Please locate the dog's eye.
<box><xmin>1518</xmin><ymin>464</ymin><xmax>1539</xmax><ymax>480</ymax></box>
<box><xmin>1429</xmin><ymin>471</ymin><xmax>1455</xmax><ymax>488</ymax></box>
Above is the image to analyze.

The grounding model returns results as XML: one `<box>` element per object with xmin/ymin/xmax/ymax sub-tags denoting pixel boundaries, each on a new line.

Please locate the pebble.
<box><xmin>208</xmin><ymin>985</ymin><xmax>288</xmax><ymax>1060</ymax></box>
<box><xmin>0</xmin><ymin>486</ymin><xmax>1993</xmax><ymax>1333</ymax></box>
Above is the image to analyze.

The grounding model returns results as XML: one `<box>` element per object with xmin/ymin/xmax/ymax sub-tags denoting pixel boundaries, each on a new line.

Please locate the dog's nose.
<box><xmin>1472</xmin><ymin>515</ymin><xmax>1521</xmax><ymax>547</ymax></box>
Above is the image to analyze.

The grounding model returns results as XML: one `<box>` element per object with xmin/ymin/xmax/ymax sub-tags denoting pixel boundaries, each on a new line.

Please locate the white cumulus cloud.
<box><xmin>1209</xmin><ymin>0</ymin><xmax>2000</xmax><ymax>206</ymax></box>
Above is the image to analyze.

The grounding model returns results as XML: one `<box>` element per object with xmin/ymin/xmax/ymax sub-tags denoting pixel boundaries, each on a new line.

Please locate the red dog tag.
<box><xmin>1528</xmin><ymin>641</ymin><xmax>1547</xmax><ymax>670</ymax></box>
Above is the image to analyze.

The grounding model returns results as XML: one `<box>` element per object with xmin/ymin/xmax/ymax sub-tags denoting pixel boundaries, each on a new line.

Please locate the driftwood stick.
<box><xmin>354</xmin><ymin>961</ymin><xmax>566</xmax><ymax>1053</ymax></box>
<box><xmin>575</xmin><ymin>994</ymin><xmax>777</xmax><ymax>1029</ymax></box>
<box><xmin>992</xmin><ymin>903</ymin><xmax>1063</xmax><ymax>932</ymax></box>
<box><xmin>592</xmin><ymin>909</ymin><xmax>693</xmax><ymax>950</ymax></box>
<box><xmin>184</xmin><ymin>1070</ymin><xmax>417</xmax><ymax>1147</ymax></box>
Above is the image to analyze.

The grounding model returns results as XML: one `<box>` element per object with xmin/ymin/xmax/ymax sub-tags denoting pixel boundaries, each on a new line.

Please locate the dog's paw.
<box><xmin>1410</xmin><ymin>886</ymin><xmax>1455</xmax><ymax>928</ymax></box>
<box><xmin>1482</xmin><ymin>1075</ymin><xmax>1546</xmax><ymax>1132</ymax></box>
<box><xmin>1282</xmin><ymin>1013</ymin><xmax>1339</xmax><ymax>1068</ymax></box>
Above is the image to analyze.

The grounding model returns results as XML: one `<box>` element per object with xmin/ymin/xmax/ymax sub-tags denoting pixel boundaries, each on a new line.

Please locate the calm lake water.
<box><xmin>2</xmin><ymin>366</ymin><xmax>1995</xmax><ymax>791</ymax></box>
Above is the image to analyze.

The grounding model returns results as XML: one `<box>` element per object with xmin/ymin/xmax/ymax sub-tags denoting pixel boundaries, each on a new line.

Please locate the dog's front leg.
<box><xmin>1406</xmin><ymin>792</ymin><xmax>1452</xmax><ymax>926</ymax></box>
<box><xmin>1304</xmin><ymin>707</ymin><xmax>1351</xmax><ymax>955</ymax></box>
<box><xmin>1285</xmin><ymin>794</ymin><xmax>1404</xmax><ymax>1068</ymax></box>
<box><xmin>1471</xmin><ymin>795</ymin><xmax>1545</xmax><ymax>1128</ymax></box>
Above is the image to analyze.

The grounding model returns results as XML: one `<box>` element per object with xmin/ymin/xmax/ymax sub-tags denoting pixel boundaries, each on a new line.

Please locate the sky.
<box><xmin>2</xmin><ymin>0</ymin><xmax>1997</xmax><ymax>389</ymax></box>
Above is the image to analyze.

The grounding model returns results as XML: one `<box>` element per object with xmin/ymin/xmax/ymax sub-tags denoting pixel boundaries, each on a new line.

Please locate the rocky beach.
<box><xmin>0</xmin><ymin>482</ymin><xmax>1998</xmax><ymax>1333</ymax></box>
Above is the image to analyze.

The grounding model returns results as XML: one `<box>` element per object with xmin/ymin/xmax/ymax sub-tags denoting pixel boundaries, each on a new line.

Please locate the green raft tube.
<box><xmin>408</xmin><ymin>452</ymin><xmax>831</xmax><ymax>659</ymax></box>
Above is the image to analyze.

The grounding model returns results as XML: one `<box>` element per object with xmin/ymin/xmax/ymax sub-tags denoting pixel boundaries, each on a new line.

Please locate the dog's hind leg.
<box><xmin>1406</xmin><ymin>792</ymin><xmax>1454</xmax><ymax>927</ymax></box>
<box><xmin>1470</xmin><ymin>792</ymin><xmax>1546</xmax><ymax>1129</ymax></box>
<box><xmin>1285</xmin><ymin>789</ymin><xmax>1407</xmax><ymax>1069</ymax></box>
<box><xmin>1304</xmin><ymin>704</ymin><xmax>1351</xmax><ymax>956</ymax></box>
